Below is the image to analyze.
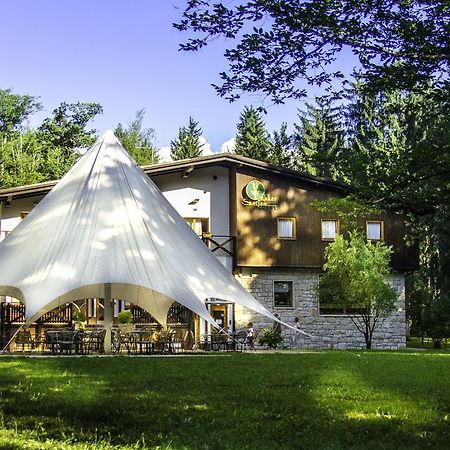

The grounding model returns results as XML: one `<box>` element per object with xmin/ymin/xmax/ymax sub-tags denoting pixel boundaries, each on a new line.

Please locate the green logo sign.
<box><xmin>245</xmin><ymin>180</ymin><xmax>266</xmax><ymax>200</ymax></box>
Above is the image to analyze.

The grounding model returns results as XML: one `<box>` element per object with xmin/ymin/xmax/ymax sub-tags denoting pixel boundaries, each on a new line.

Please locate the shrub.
<box><xmin>117</xmin><ymin>310</ymin><xmax>133</xmax><ymax>324</ymax></box>
<box><xmin>258</xmin><ymin>328</ymin><xmax>284</xmax><ymax>349</ymax></box>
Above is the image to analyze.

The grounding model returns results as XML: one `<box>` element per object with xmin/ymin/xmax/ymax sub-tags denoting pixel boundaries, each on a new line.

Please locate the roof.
<box><xmin>0</xmin><ymin>152</ymin><xmax>352</xmax><ymax>201</ymax></box>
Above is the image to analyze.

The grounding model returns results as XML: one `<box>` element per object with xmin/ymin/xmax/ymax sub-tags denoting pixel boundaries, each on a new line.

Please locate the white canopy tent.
<box><xmin>0</xmin><ymin>131</ymin><xmax>307</xmax><ymax>351</ymax></box>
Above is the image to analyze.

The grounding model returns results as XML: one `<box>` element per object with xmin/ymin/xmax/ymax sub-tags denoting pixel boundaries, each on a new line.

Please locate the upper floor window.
<box><xmin>277</xmin><ymin>217</ymin><xmax>296</xmax><ymax>240</ymax></box>
<box><xmin>321</xmin><ymin>219</ymin><xmax>339</xmax><ymax>241</ymax></box>
<box><xmin>274</xmin><ymin>281</ymin><xmax>293</xmax><ymax>307</ymax></box>
<box><xmin>366</xmin><ymin>221</ymin><xmax>384</xmax><ymax>241</ymax></box>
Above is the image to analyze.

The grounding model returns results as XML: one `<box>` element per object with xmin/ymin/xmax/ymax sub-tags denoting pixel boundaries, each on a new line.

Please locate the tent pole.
<box><xmin>0</xmin><ymin>322</ymin><xmax>25</xmax><ymax>354</ymax></box>
<box><xmin>103</xmin><ymin>283</ymin><xmax>113</xmax><ymax>354</ymax></box>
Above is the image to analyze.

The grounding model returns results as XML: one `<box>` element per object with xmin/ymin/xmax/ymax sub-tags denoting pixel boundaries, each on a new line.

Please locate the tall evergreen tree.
<box><xmin>170</xmin><ymin>117</ymin><xmax>203</xmax><ymax>160</ymax></box>
<box><xmin>293</xmin><ymin>100</ymin><xmax>344</xmax><ymax>180</ymax></box>
<box><xmin>341</xmin><ymin>84</ymin><xmax>450</xmax><ymax>342</ymax></box>
<box><xmin>115</xmin><ymin>109</ymin><xmax>159</xmax><ymax>165</ymax></box>
<box><xmin>268</xmin><ymin>122</ymin><xmax>294</xmax><ymax>168</ymax></box>
<box><xmin>234</xmin><ymin>106</ymin><xmax>270</xmax><ymax>161</ymax></box>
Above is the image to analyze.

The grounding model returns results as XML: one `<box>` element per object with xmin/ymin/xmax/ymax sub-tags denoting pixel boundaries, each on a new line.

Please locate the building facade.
<box><xmin>0</xmin><ymin>154</ymin><xmax>418</xmax><ymax>349</ymax></box>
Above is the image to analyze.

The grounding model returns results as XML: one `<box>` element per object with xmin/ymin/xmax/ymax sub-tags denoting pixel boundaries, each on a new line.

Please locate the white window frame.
<box><xmin>277</xmin><ymin>217</ymin><xmax>296</xmax><ymax>240</ymax></box>
<box><xmin>366</xmin><ymin>220</ymin><xmax>384</xmax><ymax>241</ymax></box>
<box><xmin>273</xmin><ymin>281</ymin><xmax>294</xmax><ymax>308</ymax></box>
<box><xmin>321</xmin><ymin>219</ymin><xmax>339</xmax><ymax>241</ymax></box>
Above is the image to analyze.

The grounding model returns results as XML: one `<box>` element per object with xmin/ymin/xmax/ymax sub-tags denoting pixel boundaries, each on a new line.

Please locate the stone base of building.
<box><xmin>234</xmin><ymin>268</ymin><xmax>406</xmax><ymax>350</ymax></box>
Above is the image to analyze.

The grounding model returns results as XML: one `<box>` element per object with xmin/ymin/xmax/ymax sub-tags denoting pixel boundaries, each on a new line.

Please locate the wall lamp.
<box><xmin>181</xmin><ymin>166</ymin><xmax>194</xmax><ymax>178</ymax></box>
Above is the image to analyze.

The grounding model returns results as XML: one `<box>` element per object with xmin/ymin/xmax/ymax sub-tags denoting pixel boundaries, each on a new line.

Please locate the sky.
<box><xmin>0</xmin><ymin>0</ymin><xmax>356</xmax><ymax>159</ymax></box>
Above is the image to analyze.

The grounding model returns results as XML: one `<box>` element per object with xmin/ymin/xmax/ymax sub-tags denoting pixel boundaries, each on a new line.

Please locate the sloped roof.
<box><xmin>0</xmin><ymin>152</ymin><xmax>351</xmax><ymax>202</ymax></box>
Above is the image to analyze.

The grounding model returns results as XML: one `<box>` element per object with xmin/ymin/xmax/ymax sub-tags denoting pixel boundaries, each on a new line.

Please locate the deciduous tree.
<box><xmin>318</xmin><ymin>233</ymin><xmax>397</xmax><ymax>349</ymax></box>
<box><xmin>38</xmin><ymin>102</ymin><xmax>103</xmax><ymax>179</ymax></box>
<box><xmin>175</xmin><ymin>1</ymin><xmax>449</xmax><ymax>103</ymax></box>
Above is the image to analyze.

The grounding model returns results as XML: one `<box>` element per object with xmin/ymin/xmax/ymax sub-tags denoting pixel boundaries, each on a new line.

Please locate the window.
<box><xmin>274</xmin><ymin>281</ymin><xmax>293</xmax><ymax>307</ymax></box>
<box><xmin>318</xmin><ymin>274</ymin><xmax>366</xmax><ymax>315</ymax></box>
<box><xmin>366</xmin><ymin>221</ymin><xmax>384</xmax><ymax>241</ymax></box>
<box><xmin>319</xmin><ymin>303</ymin><xmax>366</xmax><ymax>315</ymax></box>
<box><xmin>321</xmin><ymin>219</ymin><xmax>339</xmax><ymax>241</ymax></box>
<box><xmin>277</xmin><ymin>217</ymin><xmax>296</xmax><ymax>239</ymax></box>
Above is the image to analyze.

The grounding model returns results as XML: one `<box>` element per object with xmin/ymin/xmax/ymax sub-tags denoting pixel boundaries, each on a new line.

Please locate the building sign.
<box><xmin>242</xmin><ymin>180</ymin><xmax>278</xmax><ymax>210</ymax></box>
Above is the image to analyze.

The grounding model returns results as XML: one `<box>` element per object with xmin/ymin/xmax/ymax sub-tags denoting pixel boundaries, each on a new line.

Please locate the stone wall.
<box><xmin>235</xmin><ymin>269</ymin><xmax>406</xmax><ymax>350</ymax></box>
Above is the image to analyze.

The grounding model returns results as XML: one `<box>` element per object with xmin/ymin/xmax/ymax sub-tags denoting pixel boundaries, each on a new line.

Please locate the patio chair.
<box><xmin>234</xmin><ymin>330</ymin><xmax>251</xmax><ymax>352</ymax></box>
<box><xmin>14</xmin><ymin>329</ymin><xmax>35</xmax><ymax>353</ymax></box>
<box><xmin>59</xmin><ymin>330</ymin><xmax>77</xmax><ymax>354</ymax></box>
<box><xmin>171</xmin><ymin>328</ymin><xmax>185</xmax><ymax>354</ymax></box>
<box><xmin>45</xmin><ymin>330</ymin><xmax>61</xmax><ymax>354</ymax></box>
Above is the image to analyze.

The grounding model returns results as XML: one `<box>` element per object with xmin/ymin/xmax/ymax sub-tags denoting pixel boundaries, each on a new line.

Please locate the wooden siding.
<box><xmin>235</xmin><ymin>169</ymin><xmax>418</xmax><ymax>271</ymax></box>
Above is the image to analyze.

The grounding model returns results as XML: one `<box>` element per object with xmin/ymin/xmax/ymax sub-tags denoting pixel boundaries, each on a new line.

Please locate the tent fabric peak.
<box><xmin>0</xmin><ymin>130</ymin><xmax>303</xmax><ymax>334</ymax></box>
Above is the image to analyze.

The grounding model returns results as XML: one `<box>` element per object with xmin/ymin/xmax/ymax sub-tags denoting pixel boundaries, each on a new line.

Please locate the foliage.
<box><xmin>0</xmin><ymin>131</ymin><xmax>44</xmax><ymax>188</ymax></box>
<box><xmin>267</xmin><ymin>122</ymin><xmax>294</xmax><ymax>168</ymax></box>
<box><xmin>115</xmin><ymin>109</ymin><xmax>159</xmax><ymax>165</ymax></box>
<box><xmin>72</xmin><ymin>308</ymin><xmax>87</xmax><ymax>331</ymax></box>
<box><xmin>258</xmin><ymin>327</ymin><xmax>284</xmax><ymax>349</ymax></box>
<box><xmin>117</xmin><ymin>310</ymin><xmax>133</xmax><ymax>324</ymax></box>
<box><xmin>0</xmin><ymin>88</ymin><xmax>41</xmax><ymax>138</ymax></box>
<box><xmin>340</xmin><ymin>85</ymin><xmax>450</xmax><ymax>341</ymax></box>
<box><xmin>318</xmin><ymin>233</ymin><xmax>397</xmax><ymax>349</ymax></box>
<box><xmin>234</xmin><ymin>106</ymin><xmax>270</xmax><ymax>161</ymax></box>
<box><xmin>175</xmin><ymin>1</ymin><xmax>449</xmax><ymax>103</ymax></box>
<box><xmin>37</xmin><ymin>102</ymin><xmax>103</xmax><ymax>180</ymax></box>
<box><xmin>170</xmin><ymin>116</ymin><xmax>203</xmax><ymax>160</ymax></box>
<box><xmin>293</xmin><ymin>100</ymin><xmax>344</xmax><ymax>179</ymax></box>
<box><xmin>312</xmin><ymin>196</ymin><xmax>383</xmax><ymax>235</ymax></box>
<box><xmin>342</xmin><ymin>85</ymin><xmax>450</xmax><ymax>217</ymax></box>
<box><xmin>0</xmin><ymin>353</ymin><xmax>450</xmax><ymax>449</ymax></box>
<box><xmin>422</xmin><ymin>294</ymin><xmax>450</xmax><ymax>349</ymax></box>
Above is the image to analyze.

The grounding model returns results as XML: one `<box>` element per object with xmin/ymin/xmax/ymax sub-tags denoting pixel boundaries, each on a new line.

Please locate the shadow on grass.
<box><xmin>0</xmin><ymin>352</ymin><xmax>449</xmax><ymax>449</ymax></box>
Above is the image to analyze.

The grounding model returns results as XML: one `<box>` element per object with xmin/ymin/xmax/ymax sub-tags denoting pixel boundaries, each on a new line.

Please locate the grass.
<box><xmin>0</xmin><ymin>351</ymin><xmax>449</xmax><ymax>449</ymax></box>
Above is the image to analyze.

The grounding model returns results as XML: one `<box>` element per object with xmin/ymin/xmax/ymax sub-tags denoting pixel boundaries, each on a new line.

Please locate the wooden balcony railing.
<box><xmin>202</xmin><ymin>234</ymin><xmax>236</xmax><ymax>268</ymax></box>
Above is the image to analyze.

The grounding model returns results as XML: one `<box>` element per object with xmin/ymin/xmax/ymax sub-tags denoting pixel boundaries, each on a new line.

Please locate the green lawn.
<box><xmin>0</xmin><ymin>351</ymin><xmax>449</xmax><ymax>450</ymax></box>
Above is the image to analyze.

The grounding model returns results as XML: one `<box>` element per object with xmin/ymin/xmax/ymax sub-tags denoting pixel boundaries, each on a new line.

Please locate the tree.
<box><xmin>175</xmin><ymin>1</ymin><xmax>449</xmax><ymax>103</ymax></box>
<box><xmin>318</xmin><ymin>233</ymin><xmax>397</xmax><ymax>349</ymax></box>
<box><xmin>234</xmin><ymin>106</ymin><xmax>270</xmax><ymax>161</ymax></box>
<box><xmin>267</xmin><ymin>122</ymin><xmax>294</xmax><ymax>168</ymax></box>
<box><xmin>342</xmin><ymin>86</ymin><xmax>450</xmax><ymax>217</ymax></box>
<box><xmin>38</xmin><ymin>102</ymin><xmax>103</xmax><ymax>179</ymax></box>
<box><xmin>170</xmin><ymin>117</ymin><xmax>203</xmax><ymax>160</ymax></box>
<box><xmin>0</xmin><ymin>89</ymin><xmax>41</xmax><ymax>139</ymax></box>
<box><xmin>0</xmin><ymin>131</ymin><xmax>44</xmax><ymax>188</ymax></box>
<box><xmin>293</xmin><ymin>100</ymin><xmax>344</xmax><ymax>179</ymax></box>
<box><xmin>115</xmin><ymin>109</ymin><xmax>159</xmax><ymax>165</ymax></box>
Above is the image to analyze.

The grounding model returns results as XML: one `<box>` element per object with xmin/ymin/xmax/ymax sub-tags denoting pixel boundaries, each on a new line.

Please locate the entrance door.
<box><xmin>211</xmin><ymin>305</ymin><xmax>227</xmax><ymax>332</ymax></box>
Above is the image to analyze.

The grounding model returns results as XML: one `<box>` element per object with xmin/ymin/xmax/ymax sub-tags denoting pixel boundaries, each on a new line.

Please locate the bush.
<box><xmin>117</xmin><ymin>310</ymin><xmax>133</xmax><ymax>324</ymax></box>
<box><xmin>258</xmin><ymin>328</ymin><xmax>284</xmax><ymax>349</ymax></box>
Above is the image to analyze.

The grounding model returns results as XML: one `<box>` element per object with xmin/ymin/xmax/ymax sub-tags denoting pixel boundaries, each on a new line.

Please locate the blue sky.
<box><xmin>1</xmin><ymin>0</ymin><xmax>355</xmax><ymax>156</ymax></box>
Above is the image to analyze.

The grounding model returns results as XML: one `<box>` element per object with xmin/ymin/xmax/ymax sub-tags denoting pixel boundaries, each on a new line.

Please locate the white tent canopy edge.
<box><xmin>0</xmin><ymin>130</ymin><xmax>310</xmax><ymax>348</ymax></box>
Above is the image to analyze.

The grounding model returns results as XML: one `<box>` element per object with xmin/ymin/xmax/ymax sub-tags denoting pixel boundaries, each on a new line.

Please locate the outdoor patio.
<box><xmin>10</xmin><ymin>327</ymin><xmax>251</xmax><ymax>355</ymax></box>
